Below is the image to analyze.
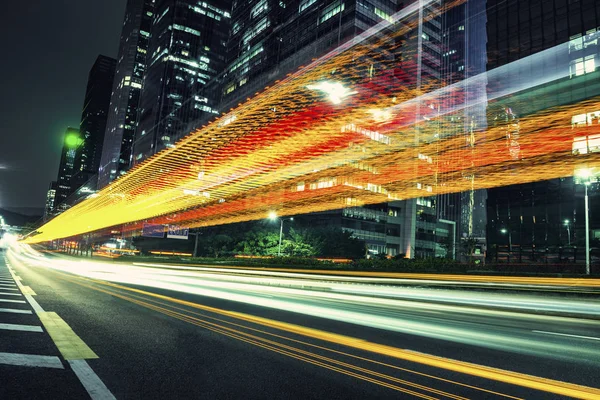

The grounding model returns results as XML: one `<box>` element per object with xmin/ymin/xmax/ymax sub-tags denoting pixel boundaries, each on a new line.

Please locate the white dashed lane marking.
<box><xmin>0</xmin><ymin>352</ymin><xmax>64</xmax><ymax>369</ymax></box>
<box><xmin>0</xmin><ymin>322</ymin><xmax>43</xmax><ymax>332</ymax></box>
<box><xmin>0</xmin><ymin>299</ymin><xmax>26</xmax><ymax>304</ymax></box>
<box><xmin>0</xmin><ymin>307</ymin><xmax>32</xmax><ymax>314</ymax></box>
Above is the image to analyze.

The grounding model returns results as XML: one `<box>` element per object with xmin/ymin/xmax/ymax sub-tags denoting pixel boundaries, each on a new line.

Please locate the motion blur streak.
<box><xmin>23</xmin><ymin>2</ymin><xmax>600</xmax><ymax>244</ymax></box>
<box><xmin>134</xmin><ymin>262</ymin><xmax>600</xmax><ymax>289</ymax></box>
<box><xmin>8</xmin><ymin>245</ymin><xmax>600</xmax><ymax>398</ymax></box>
<box><xmin>50</xmin><ymin>276</ymin><xmax>460</xmax><ymax>400</ymax></box>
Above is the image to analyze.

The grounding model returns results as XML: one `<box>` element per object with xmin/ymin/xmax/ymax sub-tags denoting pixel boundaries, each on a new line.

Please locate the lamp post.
<box><xmin>564</xmin><ymin>219</ymin><xmax>571</xmax><ymax>246</ymax></box>
<box><xmin>269</xmin><ymin>212</ymin><xmax>293</xmax><ymax>256</ymax></box>
<box><xmin>575</xmin><ymin>168</ymin><xmax>596</xmax><ymax>275</ymax></box>
<box><xmin>500</xmin><ymin>228</ymin><xmax>511</xmax><ymax>262</ymax></box>
<box><xmin>584</xmin><ymin>182</ymin><xmax>590</xmax><ymax>275</ymax></box>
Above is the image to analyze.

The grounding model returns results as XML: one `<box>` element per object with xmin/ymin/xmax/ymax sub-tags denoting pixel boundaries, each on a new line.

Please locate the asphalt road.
<box><xmin>2</xmin><ymin>247</ymin><xmax>600</xmax><ymax>399</ymax></box>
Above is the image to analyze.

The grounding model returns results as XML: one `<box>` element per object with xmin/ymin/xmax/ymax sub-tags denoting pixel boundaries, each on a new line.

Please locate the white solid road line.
<box><xmin>69</xmin><ymin>360</ymin><xmax>116</xmax><ymax>400</ymax></box>
<box><xmin>0</xmin><ymin>307</ymin><xmax>32</xmax><ymax>314</ymax></box>
<box><xmin>0</xmin><ymin>352</ymin><xmax>64</xmax><ymax>369</ymax></box>
<box><xmin>0</xmin><ymin>322</ymin><xmax>43</xmax><ymax>332</ymax></box>
<box><xmin>0</xmin><ymin>299</ymin><xmax>26</xmax><ymax>304</ymax></box>
<box><xmin>533</xmin><ymin>330</ymin><xmax>600</xmax><ymax>341</ymax></box>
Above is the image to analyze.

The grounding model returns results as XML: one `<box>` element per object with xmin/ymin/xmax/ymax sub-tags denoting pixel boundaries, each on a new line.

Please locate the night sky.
<box><xmin>0</xmin><ymin>0</ymin><xmax>126</xmax><ymax>213</ymax></box>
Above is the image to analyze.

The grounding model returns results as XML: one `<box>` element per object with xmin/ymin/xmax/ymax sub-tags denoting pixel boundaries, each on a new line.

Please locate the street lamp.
<box><xmin>268</xmin><ymin>212</ymin><xmax>293</xmax><ymax>256</ymax></box>
<box><xmin>575</xmin><ymin>168</ymin><xmax>596</xmax><ymax>275</ymax></box>
<box><xmin>500</xmin><ymin>228</ymin><xmax>511</xmax><ymax>262</ymax></box>
<box><xmin>564</xmin><ymin>219</ymin><xmax>571</xmax><ymax>245</ymax></box>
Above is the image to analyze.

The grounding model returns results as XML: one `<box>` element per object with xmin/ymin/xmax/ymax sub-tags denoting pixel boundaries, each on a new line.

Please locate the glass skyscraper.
<box><xmin>132</xmin><ymin>0</ymin><xmax>232</xmax><ymax>165</ymax></box>
<box><xmin>72</xmin><ymin>55</ymin><xmax>116</xmax><ymax>192</ymax></box>
<box><xmin>98</xmin><ymin>0</ymin><xmax>155</xmax><ymax>188</ymax></box>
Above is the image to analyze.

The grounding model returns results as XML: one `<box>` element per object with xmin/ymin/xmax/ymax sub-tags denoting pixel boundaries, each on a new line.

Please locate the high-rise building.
<box><xmin>72</xmin><ymin>55</ymin><xmax>116</xmax><ymax>192</ymax></box>
<box><xmin>99</xmin><ymin>0</ymin><xmax>155</xmax><ymax>188</ymax></box>
<box><xmin>221</xmin><ymin>0</ymin><xmax>410</xmax><ymax>110</ymax></box>
<box><xmin>44</xmin><ymin>181</ymin><xmax>58</xmax><ymax>220</ymax></box>
<box><xmin>132</xmin><ymin>0</ymin><xmax>232</xmax><ymax>165</ymax></box>
<box><xmin>55</xmin><ymin>127</ymin><xmax>83</xmax><ymax>210</ymax></box>
<box><xmin>485</xmin><ymin>0</ymin><xmax>600</xmax><ymax>265</ymax></box>
<box><xmin>437</xmin><ymin>0</ymin><xmax>488</xmax><ymax>241</ymax></box>
<box><xmin>220</xmin><ymin>1</ymin><xmax>449</xmax><ymax>258</ymax></box>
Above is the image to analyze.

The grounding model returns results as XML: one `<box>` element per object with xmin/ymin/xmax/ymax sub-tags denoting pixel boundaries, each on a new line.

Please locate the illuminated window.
<box><xmin>320</xmin><ymin>1</ymin><xmax>344</xmax><ymax>23</ymax></box>
<box><xmin>251</xmin><ymin>0</ymin><xmax>268</xmax><ymax>18</ymax></box>
<box><xmin>173</xmin><ymin>24</ymin><xmax>200</xmax><ymax>36</ymax></box>
<box><xmin>374</xmin><ymin>7</ymin><xmax>392</xmax><ymax>23</ymax></box>
<box><xmin>570</xmin><ymin>56</ymin><xmax>596</xmax><ymax>77</ymax></box>
<box><xmin>585</xmin><ymin>55</ymin><xmax>596</xmax><ymax>73</ymax></box>
<box><xmin>584</xmin><ymin>28</ymin><xmax>599</xmax><ymax>48</ymax></box>
<box><xmin>299</xmin><ymin>0</ymin><xmax>317</xmax><ymax>13</ymax></box>
<box><xmin>242</xmin><ymin>17</ymin><xmax>269</xmax><ymax>45</ymax></box>
<box><xmin>573</xmin><ymin>134</ymin><xmax>600</xmax><ymax>155</ymax></box>
<box><xmin>569</xmin><ymin>34</ymin><xmax>583</xmax><ymax>52</ymax></box>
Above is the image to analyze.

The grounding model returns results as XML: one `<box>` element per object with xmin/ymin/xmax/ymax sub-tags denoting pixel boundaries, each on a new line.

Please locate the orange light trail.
<box><xmin>25</xmin><ymin>2</ymin><xmax>600</xmax><ymax>244</ymax></box>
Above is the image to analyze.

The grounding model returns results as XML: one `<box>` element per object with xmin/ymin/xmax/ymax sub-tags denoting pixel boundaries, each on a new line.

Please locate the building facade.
<box><xmin>44</xmin><ymin>181</ymin><xmax>58</xmax><ymax>220</ymax></box>
<box><xmin>485</xmin><ymin>0</ymin><xmax>600</xmax><ymax>267</ymax></box>
<box><xmin>99</xmin><ymin>0</ymin><xmax>155</xmax><ymax>188</ymax></box>
<box><xmin>132</xmin><ymin>0</ymin><xmax>232</xmax><ymax>165</ymax></box>
<box><xmin>54</xmin><ymin>127</ymin><xmax>83</xmax><ymax>211</ymax></box>
<box><xmin>436</xmin><ymin>0</ymin><xmax>488</xmax><ymax>251</ymax></box>
<box><xmin>72</xmin><ymin>55</ymin><xmax>116</xmax><ymax>192</ymax></box>
<box><xmin>221</xmin><ymin>0</ymin><xmax>405</xmax><ymax>110</ymax></box>
<box><xmin>219</xmin><ymin>1</ymin><xmax>455</xmax><ymax>258</ymax></box>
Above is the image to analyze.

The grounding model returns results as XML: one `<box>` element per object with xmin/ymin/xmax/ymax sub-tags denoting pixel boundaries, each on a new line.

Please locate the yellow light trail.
<box><xmin>25</xmin><ymin>1</ymin><xmax>600</xmax><ymax>243</ymax></box>
<box><xmin>44</xmin><ymin>269</ymin><xmax>600</xmax><ymax>399</ymax></box>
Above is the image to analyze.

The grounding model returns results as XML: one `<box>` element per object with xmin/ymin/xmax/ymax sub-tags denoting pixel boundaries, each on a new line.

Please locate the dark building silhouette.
<box><xmin>72</xmin><ymin>55</ymin><xmax>116</xmax><ymax>192</ymax></box>
<box><xmin>55</xmin><ymin>127</ymin><xmax>83</xmax><ymax>211</ymax></box>
<box><xmin>99</xmin><ymin>0</ymin><xmax>155</xmax><ymax>188</ymax></box>
<box><xmin>485</xmin><ymin>0</ymin><xmax>600</xmax><ymax>266</ymax></box>
<box><xmin>44</xmin><ymin>181</ymin><xmax>58</xmax><ymax>220</ymax></box>
<box><xmin>132</xmin><ymin>0</ymin><xmax>232</xmax><ymax>165</ymax></box>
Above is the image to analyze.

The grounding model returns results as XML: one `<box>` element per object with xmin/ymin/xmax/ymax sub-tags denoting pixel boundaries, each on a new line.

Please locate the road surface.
<box><xmin>1</xmin><ymin>245</ymin><xmax>599</xmax><ymax>399</ymax></box>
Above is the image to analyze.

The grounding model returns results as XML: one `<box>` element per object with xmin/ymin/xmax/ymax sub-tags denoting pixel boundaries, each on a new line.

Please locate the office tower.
<box><xmin>221</xmin><ymin>1</ymin><xmax>449</xmax><ymax>258</ymax></box>
<box><xmin>132</xmin><ymin>0</ymin><xmax>232</xmax><ymax>165</ymax></box>
<box><xmin>55</xmin><ymin>128</ymin><xmax>83</xmax><ymax>210</ymax></box>
<box><xmin>44</xmin><ymin>181</ymin><xmax>58</xmax><ymax>220</ymax></box>
<box><xmin>99</xmin><ymin>0</ymin><xmax>155</xmax><ymax>188</ymax></box>
<box><xmin>222</xmin><ymin>0</ymin><xmax>409</xmax><ymax>110</ymax></box>
<box><xmin>437</xmin><ymin>0</ymin><xmax>488</xmax><ymax>243</ymax></box>
<box><xmin>485</xmin><ymin>0</ymin><xmax>600</xmax><ymax>264</ymax></box>
<box><xmin>72</xmin><ymin>55</ymin><xmax>116</xmax><ymax>192</ymax></box>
